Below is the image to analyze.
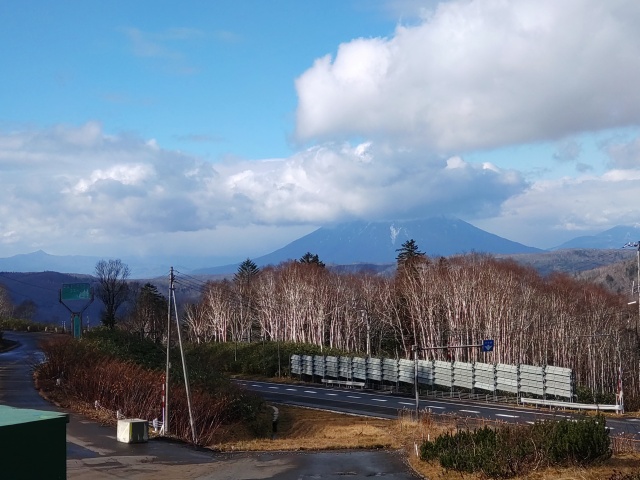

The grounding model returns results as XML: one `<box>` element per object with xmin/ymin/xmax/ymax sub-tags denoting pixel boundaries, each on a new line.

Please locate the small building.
<box><xmin>0</xmin><ymin>405</ymin><xmax>69</xmax><ymax>479</ymax></box>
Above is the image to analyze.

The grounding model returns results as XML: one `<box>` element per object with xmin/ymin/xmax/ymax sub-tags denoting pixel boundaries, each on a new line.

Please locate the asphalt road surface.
<box><xmin>0</xmin><ymin>331</ymin><xmax>420</xmax><ymax>479</ymax></box>
<box><xmin>235</xmin><ymin>377</ymin><xmax>640</xmax><ymax>437</ymax></box>
<box><xmin>237</xmin><ymin>380</ymin><xmax>640</xmax><ymax>438</ymax></box>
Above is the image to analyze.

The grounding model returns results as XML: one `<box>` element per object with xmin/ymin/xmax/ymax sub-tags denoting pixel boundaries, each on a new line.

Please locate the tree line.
<box><xmin>95</xmin><ymin>242</ymin><xmax>640</xmax><ymax>406</ymax></box>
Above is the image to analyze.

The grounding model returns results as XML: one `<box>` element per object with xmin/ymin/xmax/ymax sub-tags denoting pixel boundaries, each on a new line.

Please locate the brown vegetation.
<box><xmin>36</xmin><ymin>335</ymin><xmax>258</xmax><ymax>446</ymax></box>
<box><xmin>182</xmin><ymin>254</ymin><xmax>640</xmax><ymax>406</ymax></box>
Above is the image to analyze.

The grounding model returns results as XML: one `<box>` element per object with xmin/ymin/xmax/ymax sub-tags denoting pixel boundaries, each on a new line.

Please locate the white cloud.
<box><xmin>6</xmin><ymin>0</ymin><xmax>640</xmax><ymax>259</ymax></box>
<box><xmin>295</xmin><ymin>0</ymin><xmax>640</xmax><ymax>153</ymax></box>
<box><xmin>0</xmin><ymin>123</ymin><xmax>528</xmax><ymax>255</ymax></box>
<box><xmin>474</xmin><ymin>169</ymin><xmax>640</xmax><ymax>248</ymax></box>
<box><xmin>70</xmin><ymin>164</ymin><xmax>155</xmax><ymax>194</ymax></box>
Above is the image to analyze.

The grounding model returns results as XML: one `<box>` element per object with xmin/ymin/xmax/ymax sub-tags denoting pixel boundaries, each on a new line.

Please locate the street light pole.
<box><xmin>623</xmin><ymin>241</ymin><xmax>640</xmax><ymax>396</ymax></box>
<box><xmin>624</xmin><ymin>241</ymin><xmax>640</xmax><ymax>316</ymax></box>
<box><xmin>412</xmin><ymin>345</ymin><xmax>418</xmax><ymax>415</ymax></box>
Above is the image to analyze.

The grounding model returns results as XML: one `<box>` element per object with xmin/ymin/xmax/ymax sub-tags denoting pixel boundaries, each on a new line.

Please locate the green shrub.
<box><xmin>82</xmin><ymin>328</ymin><xmax>165</xmax><ymax>370</ymax></box>
<box><xmin>0</xmin><ymin>318</ymin><xmax>56</xmax><ymax>332</ymax></box>
<box><xmin>575</xmin><ymin>385</ymin><xmax>616</xmax><ymax>405</ymax></box>
<box><xmin>420</xmin><ymin>416</ymin><xmax>611</xmax><ymax>478</ymax></box>
<box><xmin>194</xmin><ymin>340</ymin><xmax>346</xmax><ymax>378</ymax></box>
<box><xmin>530</xmin><ymin>416</ymin><xmax>611</xmax><ymax>465</ymax></box>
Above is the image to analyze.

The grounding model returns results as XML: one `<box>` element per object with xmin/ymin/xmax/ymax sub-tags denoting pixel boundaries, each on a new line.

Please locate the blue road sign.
<box><xmin>482</xmin><ymin>339</ymin><xmax>494</xmax><ymax>352</ymax></box>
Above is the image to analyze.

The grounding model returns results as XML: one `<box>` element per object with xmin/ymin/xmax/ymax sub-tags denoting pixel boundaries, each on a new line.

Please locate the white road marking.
<box><xmin>251</xmin><ymin>384</ymin><xmax>261</xmax><ymax>387</ymax></box>
<box><xmin>372</xmin><ymin>399</ymin><xmax>387</xmax><ymax>402</ymax></box>
<box><xmin>347</xmin><ymin>396</ymin><xmax>361</xmax><ymax>399</ymax></box>
<box><xmin>495</xmin><ymin>414</ymin><xmax>519</xmax><ymax>418</ymax></box>
<box><xmin>398</xmin><ymin>402</ymin><xmax>414</xmax><ymax>406</ymax></box>
<box><xmin>460</xmin><ymin>409</ymin><xmax>480</xmax><ymax>414</ymax></box>
<box><xmin>286</xmin><ymin>388</ymin><xmax>297</xmax><ymax>391</ymax></box>
<box><xmin>268</xmin><ymin>386</ymin><xmax>279</xmax><ymax>389</ymax></box>
<box><xmin>304</xmin><ymin>390</ymin><xmax>317</xmax><ymax>394</ymax></box>
<box><xmin>425</xmin><ymin>406</ymin><xmax>445</xmax><ymax>410</ymax></box>
<box><xmin>326</xmin><ymin>393</ymin><xmax>337</xmax><ymax>396</ymax></box>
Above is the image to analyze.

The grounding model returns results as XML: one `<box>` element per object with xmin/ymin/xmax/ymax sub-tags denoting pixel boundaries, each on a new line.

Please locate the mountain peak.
<box><xmin>194</xmin><ymin>216</ymin><xmax>541</xmax><ymax>274</ymax></box>
<box><xmin>552</xmin><ymin>225</ymin><xmax>640</xmax><ymax>250</ymax></box>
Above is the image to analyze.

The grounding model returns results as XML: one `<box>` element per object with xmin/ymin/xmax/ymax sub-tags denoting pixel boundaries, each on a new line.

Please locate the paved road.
<box><xmin>0</xmin><ymin>331</ymin><xmax>420</xmax><ymax>479</ymax></box>
<box><xmin>236</xmin><ymin>378</ymin><xmax>640</xmax><ymax>437</ymax></box>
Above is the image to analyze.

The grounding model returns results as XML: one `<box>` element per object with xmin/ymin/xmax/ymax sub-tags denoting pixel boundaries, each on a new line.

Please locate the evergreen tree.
<box><xmin>299</xmin><ymin>252</ymin><xmax>325</xmax><ymax>268</ymax></box>
<box><xmin>395</xmin><ymin>239</ymin><xmax>425</xmax><ymax>267</ymax></box>
<box><xmin>129</xmin><ymin>283</ymin><xmax>168</xmax><ymax>341</ymax></box>
<box><xmin>234</xmin><ymin>259</ymin><xmax>260</xmax><ymax>343</ymax></box>
<box><xmin>234</xmin><ymin>258</ymin><xmax>260</xmax><ymax>283</ymax></box>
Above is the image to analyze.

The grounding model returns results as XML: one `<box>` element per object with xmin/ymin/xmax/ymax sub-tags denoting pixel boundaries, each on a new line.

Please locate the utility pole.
<box><xmin>163</xmin><ymin>266</ymin><xmax>197</xmax><ymax>442</ymax></box>
<box><xmin>163</xmin><ymin>268</ymin><xmax>172</xmax><ymax>436</ymax></box>
<box><xmin>171</xmin><ymin>269</ymin><xmax>196</xmax><ymax>444</ymax></box>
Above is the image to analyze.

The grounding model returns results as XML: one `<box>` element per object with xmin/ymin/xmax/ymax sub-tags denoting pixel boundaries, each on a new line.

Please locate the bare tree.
<box><xmin>0</xmin><ymin>283</ymin><xmax>12</xmax><ymax>319</ymax></box>
<box><xmin>95</xmin><ymin>259</ymin><xmax>131</xmax><ymax>328</ymax></box>
<box><xmin>184</xmin><ymin>252</ymin><xmax>640</xmax><ymax>406</ymax></box>
<box><xmin>183</xmin><ymin>301</ymin><xmax>211</xmax><ymax>344</ymax></box>
<box><xmin>14</xmin><ymin>299</ymin><xmax>37</xmax><ymax>321</ymax></box>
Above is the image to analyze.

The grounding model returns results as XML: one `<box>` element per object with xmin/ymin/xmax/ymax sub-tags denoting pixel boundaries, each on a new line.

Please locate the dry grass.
<box><xmin>208</xmin><ymin>406</ymin><xmax>398</xmax><ymax>451</ymax></box>
<box><xmin>209</xmin><ymin>405</ymin><xmax>640</xmax><ymax>480</ymax></box>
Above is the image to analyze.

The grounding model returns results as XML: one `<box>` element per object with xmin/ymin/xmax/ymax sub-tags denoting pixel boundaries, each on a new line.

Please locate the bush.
<box><xmin>0</xmin><ymin>318</ymin><xmax>56</xmax><ymax>332</ymax></box>
<box><xmin>575</xmin><ymin>385</ymin><xmax>616</xmax><ymax>405</ymax></box>
<box><xmin>194</xmin><ymin>340</ymin><xmax>345</xmax><ymax>378</ymax></box>
<box><xmin>82</xmin><ymin>328</ymin><xmax>165</xmax><ymax>370</ymax></box>
<box><xmin>530</xmin><ymin>416</ymin><xmax>611</xmax><ymax>465</ymax></box>
<box><xmin>420</xmin><ymin>416</ymin><xmax>611</xmax><ymax>478</ymax></box>
<box><xmin>37</xmin><ymin>332</ymin><xmax>265</xmax><ymax>446</ymax></box>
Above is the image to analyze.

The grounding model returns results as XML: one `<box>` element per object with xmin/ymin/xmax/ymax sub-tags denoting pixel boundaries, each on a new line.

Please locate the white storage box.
<box><xmin>117</xmin><ymin>418</ymin><xmax>149</xmax><ymax>443</ymax></box>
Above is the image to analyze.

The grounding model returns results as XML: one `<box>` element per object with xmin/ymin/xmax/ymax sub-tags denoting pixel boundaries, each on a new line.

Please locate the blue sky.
<box><xmin>2</xmin><ymin>0</ymin><xmax>640</xmax><ymax>263</ymax></box>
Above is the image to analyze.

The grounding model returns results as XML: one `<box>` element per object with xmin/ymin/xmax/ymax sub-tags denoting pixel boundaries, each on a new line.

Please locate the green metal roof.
<box><xmin>0</xmin><ymin>405</ymin><xmax>69</xmax><ymax>427</ymax></box>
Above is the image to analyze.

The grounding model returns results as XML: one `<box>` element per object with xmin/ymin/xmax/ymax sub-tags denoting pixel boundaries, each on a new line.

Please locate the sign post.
<box><xmin>59</xmin><ymin>283</ymin><xmax>94</xmax><ymax>338</ymax></box>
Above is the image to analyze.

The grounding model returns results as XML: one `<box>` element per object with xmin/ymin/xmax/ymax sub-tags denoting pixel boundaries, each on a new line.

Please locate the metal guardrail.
<box><xmin>519</xmin><ymin>397</ymin><xmax>623</xmax><ymax>412</ymax></box>
<box><xmin>321</xmin><ymin>379</ymin><xmax>365</xmax><ymax>388</ymax></box>
<box><xmin>422</xmin><ymin>390</ymin><xmax>518</xmax><ymax>404</ymax></box>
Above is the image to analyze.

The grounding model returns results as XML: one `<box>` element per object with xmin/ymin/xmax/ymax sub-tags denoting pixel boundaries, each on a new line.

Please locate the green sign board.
<box><xmin>61</xmin><ymin>283</ymin><xmax>91</xmax><ymax>301</ymax></box>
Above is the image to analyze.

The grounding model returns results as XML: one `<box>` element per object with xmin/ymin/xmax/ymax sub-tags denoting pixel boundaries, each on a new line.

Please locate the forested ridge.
<box><xmin>180</xmin><ymin>252</ymin><xmax>639</xmax><ymax>408</ymax></box>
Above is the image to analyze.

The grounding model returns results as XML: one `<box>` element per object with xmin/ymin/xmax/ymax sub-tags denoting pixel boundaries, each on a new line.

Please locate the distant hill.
<box><xmin>574</xmin><ymin>255</ymin><xmax>638</xmax><ymax>296</ymax></box>
<box><xmin>194</xmin><ymin>217</ymin><xmax>541</xmax><ymax>274</ymax></box>
<box><xmin>0</xmin><ymin>250</ymin><xmax>230</xmax><ymax>278</ymax></box>
<box><xmin>552</xmin><ymin>225</ymin><xmax>640</xmax><ymax>250</ymax></box>
<box><xmin>498</xmin><ymin>248</ymin><xmax>637</xmax><ymax>277</ymax></box>
<box><xmin>0</xmin><ymin>271</ymin><xmax>218</xmax><ymax>326</ymax></box>
<box><xmin>0</xmin><ymin>271</ymin><xmax>102</xmax><ymax>326</ymax></box>
<box><xmin>3</xmin><ymin>222</ymin><xmax>638</xmax><ymax>280</ymax></box>
<box><xmin>0</xmin><ymin>250</ymin><xmax>101</xmax><ymax>276</ymax></box>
